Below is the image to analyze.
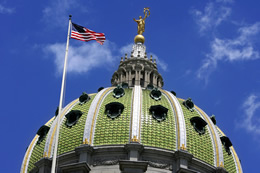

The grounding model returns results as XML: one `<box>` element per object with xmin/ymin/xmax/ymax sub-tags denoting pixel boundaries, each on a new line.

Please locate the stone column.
<box><xmin>34</xmin><ymin>158</ymin><xmax>52</xmax><ymax>173</ymax></box>
<box><xmin>172</xmin><ymin>150</ymin><xmax>193</xmax><ymax>173</ymax></box>
<box><xmin>153</xmin><ymin>75</ymin><xmax>157</xmax><ymax>86</ymax></box>
<box><xmin>120</xmin><ymin>73</ymin><xmax>123</xmax><ymax>84</ymax></box>
<box><xmin>135</xmin><ymin>70</ymin><xmax>138</xmax><ymax>85</ymax></box>
<box><xmin>119</xmin><ymin>143</ymin><xmax>148</xmax><ymax>173</ymax></box>
<box><xmin>75</xmin><ymin>144</ymin><xmax>93</xmax><ymax>163</ymax></box>
<box><xmin>126</xmin><ymin>71</ymin><xmax>128</xmax><ymax>84</ymax></box>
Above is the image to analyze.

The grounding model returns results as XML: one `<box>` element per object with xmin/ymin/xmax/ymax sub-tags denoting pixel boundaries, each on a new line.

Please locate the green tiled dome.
<box><xmin>21</xmin><ymin>86</ymin><xmax>242</xmax><ymax>173</ymax></box>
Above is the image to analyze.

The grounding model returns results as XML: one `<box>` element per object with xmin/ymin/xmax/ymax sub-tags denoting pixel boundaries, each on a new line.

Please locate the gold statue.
<box><xmin>134</xmin><ymin>7</ymin><xmax>150</xmax><ymax>35</ymax></box>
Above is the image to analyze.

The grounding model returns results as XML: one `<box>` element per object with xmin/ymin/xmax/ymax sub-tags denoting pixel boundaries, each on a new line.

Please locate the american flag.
<box><xmin>71</xmin><ymin>23</ymin><xmax>105</xmax><ymax>45</ymax></box>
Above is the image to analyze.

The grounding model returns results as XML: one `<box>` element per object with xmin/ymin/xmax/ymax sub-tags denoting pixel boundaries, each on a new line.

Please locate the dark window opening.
<box><xmin>146</xmin><ymin>84</ymin><xmax>154</xmax><ymax>90</ymax></box>
<box><xmin>98</xmin><ymin>87</ymin><xmax>104</xmax><ymax>92</ymax></box>
<box><xmin>140</xmin><ymin>78</ymin><xmax>144</xmax><ymax>87</ymax></box>
<box><xmin>65</xmin><ymin>110</ymin><xmax>83</xmax><ymax>127</ymax></box>
<box><xmin>79</xmin><ymin>92</ymin><xmax>90</xmax><ymax>105</ymax></box>
<box><xmin>220</xmin><ymin>136</ymin><xmax>233</xmax><ymax>155</ymax></box>
<box><xmin>170</xmin><ymin>91</ymin><xmax>176</xmax><ymax>96</ymax></box>
<box><xmin>132</xmin><ymin>78</ymin><xmax>135</xmax><ymax>86</ymax></box>
<box><xmin>150</xmin><ymin>88</ymin><xmax>162</xmax><ymax>101</ymax></box>
<box><xmin>122</xmin><ymin>82</ymin><xmax>129</xmax><ymax>89</ymax></box>
<box><xmin>210</xmin><ymin>115</ymin><xmax>217</xmax><ymax>125</ymax></box>
<box><xmin>190</xmin><ymin>116</ymin><xmax>207</xmax><ymax>135</ymax></box>
<box><xmin>113</xmin><ymin>86</ymin><xmax>125</xmax><ymax>98</ymax></box>
<box><xmin>183</xmin><ymin>98</ymin><xmax>194</xmax><ymax>112</ymax></box>
<box><xmin>105</xmin><ymin>102</ymin><xmax>124</xmax><ymax>119</ymax></box>
<box><xmin>149</xmin><ymin>105</ymin><xmax>168</xmax><ymax>122</ymax></box>
<box><xmin>37</xmin><ymin>125</ymin><xmax>50</xmax><ymax>144</ymax></box>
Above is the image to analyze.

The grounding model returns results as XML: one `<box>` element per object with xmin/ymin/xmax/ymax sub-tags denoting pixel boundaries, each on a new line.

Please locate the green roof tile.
<box><xmin>178</xmin><ymin>99</ymin><xmax>214</xmax><ymax>166</ymax></box>
<box><xmin>141</xmin><ymin>90</ymin><xmax>176</xmax><ymax>150</ymax></box>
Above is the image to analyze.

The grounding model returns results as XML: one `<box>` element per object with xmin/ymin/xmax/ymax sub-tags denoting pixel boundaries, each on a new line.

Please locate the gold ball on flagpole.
<box><xmin>134</xmin><ymin>34</ymin><xmax>145</xmax><ymax>44</ymax></box>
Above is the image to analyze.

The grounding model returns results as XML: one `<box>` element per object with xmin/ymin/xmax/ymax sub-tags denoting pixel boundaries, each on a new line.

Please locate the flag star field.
<box><xmin>0</xmin><ymin>0</ymin><xmax>260</xmax><ymax>172</ymax></box>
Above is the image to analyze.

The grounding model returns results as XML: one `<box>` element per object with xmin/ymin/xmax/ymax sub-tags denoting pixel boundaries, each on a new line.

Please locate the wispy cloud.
<box><xmin>197</xmin><ymin>22</ymin><xmax>260</xmax><ymax>81</ymax></box>
<box><xmin>238</xmin><ymin>94</ymin><xmax>260</xmax><ymax>135</ymax></box>
<box><xmin>44</xmin><ymin>41</ymin><xmax>116</xmax><ymax>75</ymax></box>
<box><xmin>0</xmin><ymin>4</ymin><xmax>15</xmax><ymax>14</ymax></box>
<box><xmin>192</xmin><ymin>2</ymin><xmax>231</xmax><ymax>33</ymax></box>
<box><xmin>42</xmin><ymin>0</ymin><xmax>87</xmax><ymax>28</ymax></box>
<box><xmin>45</xmin><ymin>42</ymin><xmax>168</xmax><ymax>76</ymax></box>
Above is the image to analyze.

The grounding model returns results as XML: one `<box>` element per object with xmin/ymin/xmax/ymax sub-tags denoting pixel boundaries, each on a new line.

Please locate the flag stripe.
<box><xmin>71</xmin><ymin>23</ymin><xmax>105</xmax><ymax>45</ymax></box>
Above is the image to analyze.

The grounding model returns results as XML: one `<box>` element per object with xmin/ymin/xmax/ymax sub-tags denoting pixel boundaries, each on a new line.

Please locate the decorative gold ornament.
<box><xmin>131</xmin><ymin>135</ymin><xmax>139</xmax><ymax>142</ymax></box>
<box><xmin>134</xmin><ymin>7</ymin><xmax>150</xmax><ymax>35</ymax></box>
<box><xmin>134</xmin><ymin>34</ymin><xmax>145</xmax><ymax>44</ymax></box>
<box><xmin>180</xmin><ymin>144</ymin><xmax>187</xmax><ymax>150</ymax></box>
<box><xmin>83</xmin><ymin>138</ymin><xmax>89</xmax><ymax>144</ymax></box>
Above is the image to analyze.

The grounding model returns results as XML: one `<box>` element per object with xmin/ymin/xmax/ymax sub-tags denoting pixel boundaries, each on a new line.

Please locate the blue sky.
<box><xmin>1</xmin><ymin>0</ymin><xmax>260</xmax><ymax>172</ymax></box>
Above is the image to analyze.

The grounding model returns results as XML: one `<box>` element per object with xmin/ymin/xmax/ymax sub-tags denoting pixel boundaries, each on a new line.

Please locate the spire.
<box><xmin>111</xmin><ymin>8</ymin><xmax>164</xmax><ymax>88</ymax></box>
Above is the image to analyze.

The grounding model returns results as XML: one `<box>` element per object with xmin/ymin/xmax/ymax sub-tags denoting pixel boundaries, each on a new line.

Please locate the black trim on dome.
<box><xmin>190</xmin><ymin>116</ymin><xmax>207</xmax><ymax>135</ymax></box>
<box><xmin>79</xmin><ymin>92</ymin><xmax>91</xmax><ymax>105</ymax></box>
<box><xmin>36</xmin><ymin>125</ymin><xmax>50</xmax><ymax>144</ymax></box>
<box><xmin>65</xmin><ymin>110</ymin><xmax>83</xmax><ymax>127</ymax></box>
<box><xmin>220</xmin><ymin>136</ymin><xmax>233</xmax><ymax>155</ymax></box>
<box><xmin>170</xmin><ymin>91</ymin><xmax>176</xmax><ymax>96</ymax></box>
<box><xmin>146</xmin><ymin>84</ymin><xmax>154</xmax><ymax>90</ymax></box>
<box><xmin>113</xmin><ymin>85</ymin><xmax>125</xmax><ymax>99</ymax></box>
<box><xmin>105</xmin><ymin>102</ymin><xmax>124</xmax><ymax>119</ymax></box>
<box><xmin>150</xmin><ymin>88</ymin><xmax>162</xmax><ymax>101</ymax></box>
<box><xmin>183</xmin><ymin>98</ymin><xmax>194</xmax><ymax>112</ymax></box>
<box><xmin>98</xmin><ymin>87</ymin><xmax>104</xmax><ymax>92</ymax></box>
<box><xmin>210</xmin><ymin>115</ymin><xmax>216</xmax><ymax>125</ymax></box>
<box><xmin>149</xmin><ymin>105</ymin><xmax>168</xmax><ymax>122</ymax></box>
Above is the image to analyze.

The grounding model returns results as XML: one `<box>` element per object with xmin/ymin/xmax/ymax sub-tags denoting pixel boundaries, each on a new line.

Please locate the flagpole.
<box><xmin>51</xmin><ymin>15</ymin><xmax>72</xmax><ymax>173</ymax></box>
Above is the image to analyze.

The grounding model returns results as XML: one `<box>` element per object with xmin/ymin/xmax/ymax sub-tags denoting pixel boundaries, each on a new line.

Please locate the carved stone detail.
<box><xmin>93</xmin><ymin>157</ymin><xmax>121</xmax><ymax>166</ymax></box>
<box><xmin>144</xmin><ymin>159</ymin><xmax>172</xmax><ymax>170</ymax></box>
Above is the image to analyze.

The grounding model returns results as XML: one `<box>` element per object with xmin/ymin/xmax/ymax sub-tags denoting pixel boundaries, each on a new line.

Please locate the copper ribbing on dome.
<box><xmin>195</xmin><ymin>106</ymin><xmax>224</xmax><ymax>167</ymax></box>
<box><xmin>162</xmin><ymin>90</ymin><xmax>186</xmax><ymax>150</ymax></box>
<box><xmin>83</xmin><ymin>87</ymin><xmax>114</xmax><ymax>145</ymax></box>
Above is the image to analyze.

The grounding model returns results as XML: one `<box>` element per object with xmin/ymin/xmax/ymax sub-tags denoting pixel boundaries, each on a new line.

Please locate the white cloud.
<box><xmin>44</xmin><ymin>41</ymin><xmax>116</xmax><ymax>75</ymax></box>
<box><xmin>45</xmin><ymin>41</ymin><xmax>168</xmax><ymax>76</ymax></box>
<box><xmin>238</xmin><ymin>94</ymin><xmax>260</xmax><ymax>135</ymax></box>
<box><xmin>197</xmin><ymin>23</ymin><xmax>260</xmax><ymax>81</ymax></box>
<box><xmin>119</xmin><ymin>43</ymin><xmax>133</xmax><ymax>56</ymax></box>
<box><xmin>42</xmin><ymin>0</ymin><xmax>86</xmax><ymax>28</ymax></box>
<box><xmin>192</xmin><ymin>2</ymin><xmax>231</xmax><ymax>33</ymax></box>
<box><xmin>150</xmin><ymin>53</ymin><xmax>168</xmax><ymax>72</ymax></box>
<box><xmin>0</xmin><ymin>4</ymin><xmax>15</xmax><ymax>14</ymax></box>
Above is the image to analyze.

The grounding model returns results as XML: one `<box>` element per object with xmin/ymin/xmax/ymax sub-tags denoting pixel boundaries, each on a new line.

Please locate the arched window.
<box><xmin>105</xmin><ymin>102</ymin><xmax>124</xmax><ymax>119</ymax></box>
<box><xmin>149</xmin><ymin>105</ymin><xmax>168</xmax><ymax>122</ymax></box>
<box><xmin>65</xmin><ymin>110</ymin><xmax>83</xmax><ymax>127</ymax></box>
<box><xmin>37</xmin><ymin>125</ymin><xmax>50</xmax><ymax>144</ymax></box>
<box><xmin>190</xmin><ymin>116</ymin><xmax>207</xmax><ymax>135</ymax></box>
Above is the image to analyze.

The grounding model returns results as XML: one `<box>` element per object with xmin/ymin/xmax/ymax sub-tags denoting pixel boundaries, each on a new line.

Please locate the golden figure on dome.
<box><xmin>134</xmin><ymin>7</ymin><xmax>150</xmax><ymax>35</ymax></box>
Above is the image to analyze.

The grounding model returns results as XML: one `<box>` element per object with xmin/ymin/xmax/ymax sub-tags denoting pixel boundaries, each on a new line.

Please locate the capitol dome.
<box><xmin>21</xmin><ymin>23</ymin><xmax>242</xmax><ymax>173</ymax></box>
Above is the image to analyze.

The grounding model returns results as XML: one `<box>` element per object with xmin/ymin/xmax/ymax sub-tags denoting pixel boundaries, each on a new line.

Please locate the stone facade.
<box><xmin>111</xmin><ymin>43</ymin><xmax>164</xmax><ymax>88</ymax></box>
<box><xmin>31</xmin><ymin>143</ymin><xmax>227</xmax><ymax>173</ymax></box>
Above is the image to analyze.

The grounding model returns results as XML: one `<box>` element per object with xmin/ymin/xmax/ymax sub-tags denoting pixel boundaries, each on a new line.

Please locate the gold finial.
<box><xmin>134</xmin><ymin>7</ymin><xmax>150</xmax><ymax>43</ymax></box>
<box><xmin>83</xmin><ymin>138</ymin><xmax>89</xmax><ymax>144</ymax></box>
<box><xmin>180</xmin><ymin>144</ymin><xmax>186</xmax><ymax>150</ymax></box>
<box><xmin>131</xmin><ymin>135</ymin><xmax>139</xmax><ymax>142</ymax></box>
